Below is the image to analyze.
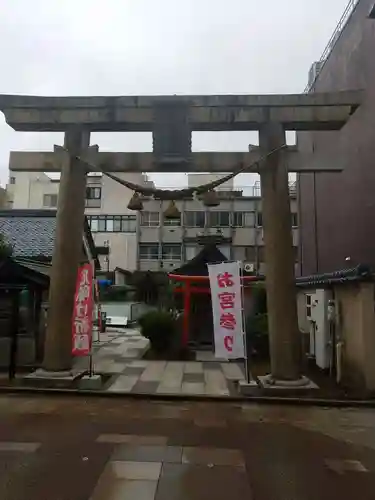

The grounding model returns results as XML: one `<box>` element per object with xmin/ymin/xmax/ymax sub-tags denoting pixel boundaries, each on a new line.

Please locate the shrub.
<box><xmin>246</xmin><ymin>312</ymin><xmax>269</xmax><ymax>359</ymax></box>
<box><xmin>139</xmin><ymin>310</ymin><xmax>176</xmax><ymax>353</ymax></box>
<box><xmin>252</xmin><ymin>283</ymin><xmax>267</xmax><ymax>314</ymax></box>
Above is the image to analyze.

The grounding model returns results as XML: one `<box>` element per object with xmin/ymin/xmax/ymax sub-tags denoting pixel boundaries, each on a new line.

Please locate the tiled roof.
<box><xmin>0</xmin><ymin>210</ymin><xmax>57</xmax><ymax>259</ymax></box>
<box><xmin>173</xmin><ymin>244</ymin><xmax>228</xmax><ymax>276</ymax></box>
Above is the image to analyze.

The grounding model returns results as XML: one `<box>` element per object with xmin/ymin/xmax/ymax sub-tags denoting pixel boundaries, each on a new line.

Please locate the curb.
<box><xmin>1</xmin><ymin>385</ymin><xmax>375</xmax><ymax>408</ymax></box>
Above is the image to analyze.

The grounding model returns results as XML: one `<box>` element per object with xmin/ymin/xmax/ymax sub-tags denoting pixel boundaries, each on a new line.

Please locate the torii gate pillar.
<box><xmin>43</xmin><ymin>129</ymin><xmax>90</xmax><ymax>372</ymax></box>
<box><xmin>259</xmin><ymin>123</ymin><xmax>300</xmax><ymax>380</ymax></box>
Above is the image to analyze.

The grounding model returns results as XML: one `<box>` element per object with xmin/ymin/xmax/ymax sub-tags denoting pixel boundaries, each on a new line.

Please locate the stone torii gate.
<box><xmin>0</xmin><ymin>91</ymin><xmax>362</xmax><ymax>382</ymax></box>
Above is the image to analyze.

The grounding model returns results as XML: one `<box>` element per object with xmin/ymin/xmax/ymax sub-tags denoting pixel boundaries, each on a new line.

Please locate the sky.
<box><xmin>0</xmin><ymin>0</ymin><xmax>351</xmax><ymax>188</ymax></box>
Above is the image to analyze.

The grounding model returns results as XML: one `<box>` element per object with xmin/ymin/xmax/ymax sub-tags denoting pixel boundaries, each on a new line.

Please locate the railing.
<box><xmin>305</xmin><ymin>0</ymin><xmax>360</xmax><ymax>92</ymax></box>
<box><xmin>252</xmin><ymin>180</ymin><xmax>297</xmax><ymax>197</ymax></box>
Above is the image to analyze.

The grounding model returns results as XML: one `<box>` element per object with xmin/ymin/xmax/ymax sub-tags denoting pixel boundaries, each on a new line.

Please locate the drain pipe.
<box><xmin>336</xmin><ymin>341</ymin><xmax>344</xmax><ymax>385</ymax></box>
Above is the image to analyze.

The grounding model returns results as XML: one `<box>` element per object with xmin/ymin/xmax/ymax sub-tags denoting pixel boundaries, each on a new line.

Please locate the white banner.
<box><xmin>208</xmin><ymin>261</ymin><xmax>245</xmax><ymax>359</ymax></box>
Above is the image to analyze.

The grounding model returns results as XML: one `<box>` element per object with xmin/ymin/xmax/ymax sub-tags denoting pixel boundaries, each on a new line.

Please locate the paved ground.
<box><xmin>1</xmin><ymin>395</ymin><xmax>375</xmax><ymax>499</ymax></box>
<box><xmin>75</xmin><ymin>329</ymin><xmax>247</xmax><ymax>396</ymax></box>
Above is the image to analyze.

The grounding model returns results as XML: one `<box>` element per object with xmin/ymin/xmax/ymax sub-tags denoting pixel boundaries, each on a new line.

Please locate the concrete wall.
<box><xmin>140</xmin><ymin>195</ymin><xmax>298</xmax><ymax>272</ymax></box>
<box><xmin>7</xmin><ymin>172</ymin><xmax>59</xmax><ymax>209</ymax></box>
<box><xmin>6</xmin><ymin>169</ymin><xmax>148</xmax><ymax>272</ymax></box>
<box><xmin>0</xmin><ymin>188</ymin><xmax>8</xmax><ymax>208</ymax></box>
<box><xmin>298</xmin><ymin>0</ymin><xmax>375</xmax><ymax>274</ymax></box>
<box><xmin>297</xmin><ymin>280</ymin><xmax>375</xmax><ymax>391</ymax></box>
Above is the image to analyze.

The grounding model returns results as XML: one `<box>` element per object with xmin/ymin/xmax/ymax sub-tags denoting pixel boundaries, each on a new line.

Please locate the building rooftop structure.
<box><xmin>305</xmin><ymin>0</ymin><xmax>360</xmax><ymax>92</ymax></box>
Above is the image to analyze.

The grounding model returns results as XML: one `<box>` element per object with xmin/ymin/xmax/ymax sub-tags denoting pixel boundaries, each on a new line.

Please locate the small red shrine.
<box><xmin>169</xmin><ymin>245</ymin><xmax>259</xmax><ymax>348</ymax></box>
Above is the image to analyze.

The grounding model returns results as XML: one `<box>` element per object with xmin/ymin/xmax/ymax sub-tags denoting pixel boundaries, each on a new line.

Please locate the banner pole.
<box><xmin>89</xmin><ymin>260</ymin><xmax>95</xmax><ymax>378</ymax></box>
<box><xmin>240</xmin><ymin>261</ymin><xmax>251</xmax><ymax>384</ymax></box>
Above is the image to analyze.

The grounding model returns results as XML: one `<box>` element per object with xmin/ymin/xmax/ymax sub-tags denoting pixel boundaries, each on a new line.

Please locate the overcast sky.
<box><xmin>0</xmin><ymin>0</ymin><xmax>351</xmax><ymax>187</ymax></box>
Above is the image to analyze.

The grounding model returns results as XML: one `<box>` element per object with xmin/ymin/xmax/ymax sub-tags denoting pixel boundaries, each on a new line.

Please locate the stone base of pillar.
<box><xmin>78</xmin><ymin>374</ymin><xmax>102</xmax><ymax>391</ymax></box>
<box><xmin>238</xmin><ymin>379</ymin><xmax>259</xmax><ymax>396</ymax></box>
<box><xmin>23</xmin><ymin>368</ymin><xmax>84</xmax><ymax>389</ymax></box>
<box><xmin>258</xmin><ymin>374</ymin><xmax>319</xmax><ymax>392</ymax></box>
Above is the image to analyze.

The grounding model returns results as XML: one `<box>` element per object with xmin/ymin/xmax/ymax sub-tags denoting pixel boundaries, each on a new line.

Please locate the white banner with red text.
<box><xmin>71</xmin><ymin>263</ymin><xmax>94</xmax><ymax>356</ymax></box>
<box><xmin>208</xmin><ymin>261</ymin><xmax>245</xmax><ymax>359</ymax></box>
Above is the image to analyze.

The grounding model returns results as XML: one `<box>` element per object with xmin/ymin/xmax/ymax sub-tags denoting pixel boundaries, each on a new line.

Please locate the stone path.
<box><xmin>74</xmin><ymin>329</ymin><xmax>247</xmax><ymax>397</ymax></box>
<box><xmin>106</xmin><ymin>359</ymin><xmax>246</xmax><ymax>397</ymax></box>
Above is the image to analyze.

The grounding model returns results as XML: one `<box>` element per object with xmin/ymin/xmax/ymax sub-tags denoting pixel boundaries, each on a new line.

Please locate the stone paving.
<box><xmin>75</xmin><ymin>328</ymin><xmax>247</xmax><ymax>397</ymax></box>
<box><xmin>106</xmin><ymin>359</ymin><xmax>245</xmax><ymax>396</ymax></box>
<box><xmin>1</xmin><ymin>395</ymin><xmax>375</xmax><ymax>499</ymax></box>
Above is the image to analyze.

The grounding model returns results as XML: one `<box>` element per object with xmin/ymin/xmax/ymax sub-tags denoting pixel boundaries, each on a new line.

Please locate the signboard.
<box><xmin>72</xmin><ymin>263</ymin><xmax>93</xmax><ymax>356</ymax></box>
<box><xmin>208</xmin><ymin>261</ymin><xmax>245</xmax><ymax>359</ymax></box>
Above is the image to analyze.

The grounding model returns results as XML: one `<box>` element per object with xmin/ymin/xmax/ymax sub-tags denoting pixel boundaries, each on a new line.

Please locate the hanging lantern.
<box><xmin>127</xmin><ymin>192</ymin><xmax>143</xmax><ymax>211</ymax></box>
<box><xmin>202</xmin><ymin>189</ymin><xmax>220</xmax><ymax>207</ymax></box>
<box><xmin>164</xmin><ymin>200</ymin><xmax>181</xmax><ymax>220</ymax></box>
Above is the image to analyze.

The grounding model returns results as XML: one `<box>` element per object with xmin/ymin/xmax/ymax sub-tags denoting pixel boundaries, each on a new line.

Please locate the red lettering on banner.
<box><xmin>224</xmin><ymin>335</ymin><xmax>233</xmax><ymax>352</ymax></box>
<box><xmin>72</xmin><ymin>264</ymin><xmax>93</xmax><ymax>356</ymax></box>
<box><xmin>217</xmin><ymin>272</ymin><xmax>234</xmax><ymax>288</ymax></box>
<box><xmin>220</xmin><ymin>312</ymin><xmax>236</xmax><ymax>330</ymax></box>
<box><xmin>218</xmin><ymin>292</ymin><xmax>235</xmax><ymax>310</ymax></box>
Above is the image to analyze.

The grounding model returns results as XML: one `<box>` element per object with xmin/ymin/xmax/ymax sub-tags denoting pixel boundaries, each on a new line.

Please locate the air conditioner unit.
<box><xmin>244</xmin><ymin>263</ymin><xmax>254</xmax><ymax>273</ymax></box>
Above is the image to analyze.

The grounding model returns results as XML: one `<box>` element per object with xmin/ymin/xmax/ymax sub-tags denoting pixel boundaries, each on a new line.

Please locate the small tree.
<box><xmin>0</xmin><ymin>233</ymin><xmax>13</xmax><ymax>259</ymax></box>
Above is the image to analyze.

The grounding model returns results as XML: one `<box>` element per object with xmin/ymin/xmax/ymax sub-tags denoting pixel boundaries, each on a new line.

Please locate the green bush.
<box><xmin>252</xmin><ymin>284</ymin><xmax>267</xmax><ymax>314</ymax></box>
<box><xmin>139</xmin><ymin>310</ymin><xmax>176</xmax><ymax>353</ymax></box>
<box><xmin>246</xmin><ymin>312</ymin><xmax>269</xmax><ymax>359</ymax></box>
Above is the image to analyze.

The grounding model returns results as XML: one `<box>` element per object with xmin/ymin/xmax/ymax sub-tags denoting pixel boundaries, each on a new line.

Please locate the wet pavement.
<box><xmin>1</xmin><ymin>395</ymin><xmax>375</xmax><ymax>499</ymax></box>
<box><xmin>74</xmin><ymin>329</ymin><xmax>247</xmax><ymax>396</ymax></box>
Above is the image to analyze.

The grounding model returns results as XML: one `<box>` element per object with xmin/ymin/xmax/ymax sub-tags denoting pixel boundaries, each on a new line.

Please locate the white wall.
<box><xmin>7</xmin><ymin>170</ymin><xmax>152</xmax><ymax>271</ymax></box>
<box><xmin>8</xmin><ymin>172</ymin><xmax>59</xmax><ymax>209</ymax></box>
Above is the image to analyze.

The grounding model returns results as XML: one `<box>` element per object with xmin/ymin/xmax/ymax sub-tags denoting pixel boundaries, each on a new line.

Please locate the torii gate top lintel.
<box><xmin>0</xmin><ymin>90</ymin><xmax>364</xmax><ymax>132</ymax></box>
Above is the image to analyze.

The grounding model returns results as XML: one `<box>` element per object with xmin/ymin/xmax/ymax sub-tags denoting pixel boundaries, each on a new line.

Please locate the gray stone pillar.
<box><xmin>43</xmin><ymin>129</ymin><xmax>90</xmax><ymax>372</ymax></box>
<box><xmin>258</xmin><ymin>122</ymin><xmax>301</xmax><ymax>380</ymax></box>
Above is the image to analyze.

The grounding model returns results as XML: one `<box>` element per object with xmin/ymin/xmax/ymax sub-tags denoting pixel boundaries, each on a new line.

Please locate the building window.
<box><xmin>139</xmin><ymin>243</ymin><xmax>159</xmax><ymax>260</ymax></box>
<box><xmin>306</xmin><ymin>294</ymin><xmax>312</xmax><ymax>318</ymax></box>
<box><xmin>86</xmin><ymin>187</ymin><xmax>101</xmax><ymax>199</ymax></box>
<box><xmin>293</xmin><ymin>246</ymin><xmax>298</xmax><ymax>262</ymax></box>
<box><xmin>9</xmin><ymin>177</ymin><xmax>15</xmax><ymax>185</ymax></box>
<box><xmin>233</xmin><ymin>212</ymin><xmax>243</xmax><ymax>227</ymax></box>
<box><xmin>162</xmin><ymin>244</ymin><xmax>181</xmax><ymax>260</ymax></box>
<box><xmin>164</xmin><ymin>214</ymin><xmax>181</xmax><ymax>226</ymax></box>
<box><xmin>291</xmin><ymin>213</ymin><xmax>298</xmax><ymax>227</ymax></box>
<box><xmin>141</xmin><ymin>211</ymin><xmax>160</xmax><ymax>227</ymax></box>
<box><xmin>43</xmin><ymin>194</ymin><xmax>58</xmax><ymax>208</ymax></box>
<box><xmin>184</xmin><ymin>211</ymin><xmax>205</xmax><ymax>228</ymax></box>
<box><xmin>87</xmin><ymin>215</ymin><xmax>136</xmax><ymax>233</ymax></box>
<box><xmin>85</xmin><ymin>187</ymin><xmax>101</xmax><ymax>208</ymax></box>
<box><xmin>208</xmin><ymin>211</ymin><xmax>230</xmax><ymax>227</ymax></box>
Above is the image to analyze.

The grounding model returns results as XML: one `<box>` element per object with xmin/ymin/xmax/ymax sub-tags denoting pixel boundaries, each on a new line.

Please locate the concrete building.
<box><xmin>6</xmin><ymin>169</ymin><xmax>299</xmax><ymax>274</ymax></box>
<box><xmin>0</xmin><ymin>187</ymin><xmax>8</xmax><ymax>208</ymax></box>
<box><xmin>298</xmin><ymin>0</ymin><xmax>375</xmax><ymax>275</ymax></box>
